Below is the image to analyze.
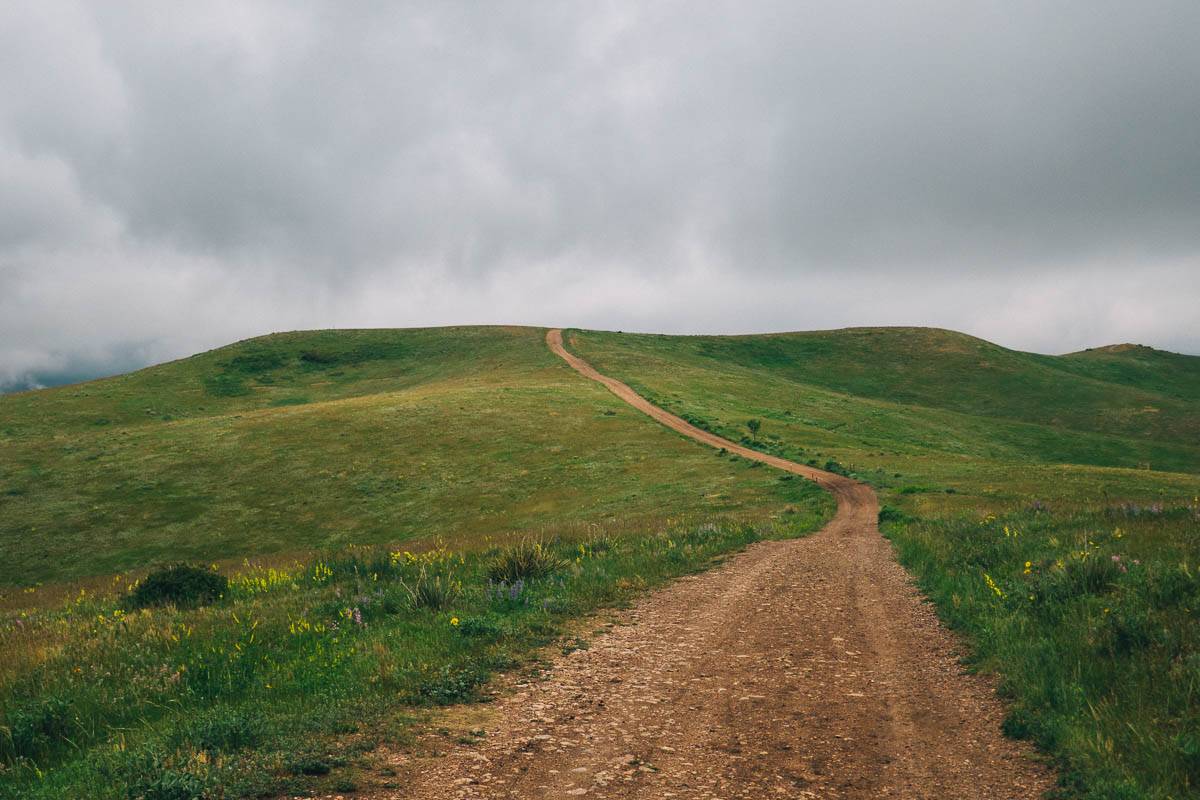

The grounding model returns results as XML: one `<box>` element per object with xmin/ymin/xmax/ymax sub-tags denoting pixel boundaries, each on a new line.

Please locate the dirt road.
<box><xmin>392</xmin><ymin>329</ymin><xmax>1051</xmax><ymax>799</ymax></box>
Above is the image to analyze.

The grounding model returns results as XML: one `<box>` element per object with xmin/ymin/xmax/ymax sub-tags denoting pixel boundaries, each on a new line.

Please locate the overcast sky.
<box><xmin>2</xmin><ymin>2</ymin><xmax>1198</xmax><ymax>391</ymax></box>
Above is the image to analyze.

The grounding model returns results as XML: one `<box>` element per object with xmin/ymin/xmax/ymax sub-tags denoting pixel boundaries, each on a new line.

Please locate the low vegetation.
<box><xmin>0</xmin><ymin>327</ymin><xmax>818</xmax><ymax>589</ymax></box>
<box><xmin>3</xmin><ymin>324</ymin><xmax>1197</xmax><ymax>798</ymax></box>
<box><xmin>124</xmin><ymin>564</ymin><xmax>228</xmax><ymax>611</ymax></box>
<box><xmin>0</xmin><ymin>507</ymin><xmax>829</xmax><ymax>799</ymax></box>
<box><xmin>570</xmin><ymin>327</ymin><xmax>1200</xmax><ymax>800</ymax></box>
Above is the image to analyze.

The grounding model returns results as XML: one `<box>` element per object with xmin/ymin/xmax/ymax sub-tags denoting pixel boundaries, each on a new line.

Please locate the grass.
<box><xmin>0</xmin><ymin>511</ymin><xmax>828</xmax><ymax>799</ymax></box>
<box><xmin>0</xmin><ymin>324</ymin><xmax>836</xmax><ymax>798</ymax></box>
<box><xmin>4</xmin><ymin>322</ymin><xmax>1198</xmax><ymax>798</ymax></box>
<box><xmin>568</xmin><ymin>327</ymin><xmax>1200</xmax><ymax>800</ymax></box>
<box><xmin>0</xmin><ymin>326</ymin><xmax>821</xmax><ymax>590</ymax></box>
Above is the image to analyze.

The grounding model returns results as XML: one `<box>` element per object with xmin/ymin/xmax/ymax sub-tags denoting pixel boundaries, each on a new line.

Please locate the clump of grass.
<box><xmin>485</xmin><ymin>540</ymin><xmax>567</xmax><ymax>583</ymax></box>
<box><xmin>124</xmin><ymin>564</ymin><xmax>228</xmax><ymax>610</ymax></box>
<box><xmin>400</xmin><ymin>570</ymin><xmax>460</xmax><ymax>610</ymax></box>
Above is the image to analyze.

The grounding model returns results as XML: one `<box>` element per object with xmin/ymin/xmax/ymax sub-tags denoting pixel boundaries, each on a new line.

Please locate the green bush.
<box><xmin>125</xmin><ymin>564</ymin><xmax>228</xmax><ymax>610</ymax></box>
<box><xmin>485</xmin><ymin>540</ymin><xmax>567</xmax><ymax>583</ymax></box>
<box><xmin>878</xmin><ymin>505</ymin><xmax>915</xmax><ymax>525</ymax></box>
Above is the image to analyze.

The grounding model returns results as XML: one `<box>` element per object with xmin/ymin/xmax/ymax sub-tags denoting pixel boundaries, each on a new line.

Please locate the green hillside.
<box><xmin>571</xmin><ymin>327</ymin><xmax>1200</xmax><ymax>457</ymax></box>
<box><xmin>568</xmin><ymin>327</ymin><xmax>1200</xmax><ymax>800</ymax></box>
<box><xmin>0</xmin><ymin>327</ymin><xmax>816</xmax><ymax>588</ymax></box>
<box><xmin>2</xmin><ymin>324</ymin><xmax>1197</xmax><ymax>799</ymax></box>
<box><xmin>0</xmin><ymin>325</ymin><xmax>834</xmax><ymax>800</ymax></box>
<box><xmin>568</xmin><ymin>327</ymin><xmax>1200</xmax><ymax>477</ymax></box>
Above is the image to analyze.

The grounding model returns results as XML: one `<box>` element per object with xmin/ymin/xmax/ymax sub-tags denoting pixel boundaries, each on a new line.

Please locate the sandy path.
<box><xmin>390</xmin><ymin>329</ymin><xmax>1051</xmax><ymax>799</ymax></box>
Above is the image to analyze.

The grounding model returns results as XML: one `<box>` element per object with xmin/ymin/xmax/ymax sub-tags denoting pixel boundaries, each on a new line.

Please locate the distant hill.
<box><xmin>569</xmin><ymin>326</ymin><xmax>1200</xmax><ymax>477</ymax></box>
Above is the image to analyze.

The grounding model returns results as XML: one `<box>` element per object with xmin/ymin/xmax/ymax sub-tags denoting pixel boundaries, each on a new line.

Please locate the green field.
<box><xmin>569</xmin><ymin>327</ymin><xmax>1200</xmax><ymax>800</ymax></box>
<box><xmin>0</xmin><ymin>327</ymin><xmax>818</xmax><ymax>589</ymax></box>
<box><xmin>1</xmin><ymin>324</ymin><xmax>1197</xmax><ymax>799</ymax></box>
<box><xmin>0</xmin><ymin>326</ymin><xmax>833</xmax><ymax>799</ymax></box>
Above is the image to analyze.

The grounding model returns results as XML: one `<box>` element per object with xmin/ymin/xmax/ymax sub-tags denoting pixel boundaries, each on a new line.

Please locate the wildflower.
<box><xmin>1023</xmin><ymin>561</ymin><xmax>1032</xmax><ymax>576</ymax></box>
<box><xmin>450</xmin><ymin>617</ymin><xmax>460</xmax><ymax>626</ymax></box>
<box><xmin>983</xmin><ymin>572</ymin><xmax>1005</xmax><ymax>599</ymax></box>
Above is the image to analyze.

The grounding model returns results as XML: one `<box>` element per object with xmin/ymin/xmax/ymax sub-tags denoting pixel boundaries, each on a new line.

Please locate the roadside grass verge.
<box><xmin>884</xmin><ymin>500</ymin><xmax>1200</xmax><ymax>799</ymax></box>
<box><xmin>0</xmin><ymin>492</ymin><xmax>831</xmax><ymax>799</ymax></box>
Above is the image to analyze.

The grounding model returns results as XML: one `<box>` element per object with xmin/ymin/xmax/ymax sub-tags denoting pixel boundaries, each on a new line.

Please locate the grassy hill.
<box><xmin>569</xmin><ymin>327</ymin><xmax>1200</xmax><ymax>471</ymax></box>
<box><xmin>2</xmin><ymin>324</ymin><xmax>1197</xmax><ymax>799</ymax></box>
<box><xmin>568</xmin><ymin>327</ymin><xmax>1200</xmax><ymax>800</ymax></box>
<box><xmin>0</xmin><ymin>327</ymin><xmax>819</xmax><ymax>588</ymax></box>
<box><xmin>0</xmin><ymin>326</ymin><xmax>833</xmax><ymax>800</ymax></box>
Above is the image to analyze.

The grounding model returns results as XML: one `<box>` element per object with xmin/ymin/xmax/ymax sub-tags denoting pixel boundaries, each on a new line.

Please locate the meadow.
<box><xmin>3</xmin><ymin>323</ymin><xmax>1198</xmax><ymax>799</ymax></box>
<box><xmin>0</xmin><ymin>327</ymin><xmax>814</xmax><ymax>589</ymax></box>
<box><xmin>569</xmin><ymin>327</ymin><xmax>1200</xmax><ymax>800</ymax></box>
<box><xmin>0</xmin><ymin>326</ymin><xmax>833</xmax><ymax>798</ymax></box>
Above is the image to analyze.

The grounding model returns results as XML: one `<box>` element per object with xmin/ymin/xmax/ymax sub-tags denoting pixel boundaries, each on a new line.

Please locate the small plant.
<box><xmin>878</xmin><ymin>505</ymin><xmax>914</xmax><ymax>525</ymax></box>
<box><xmin>456</xmin><ymin>615</ymin><xmax>503</xmax><ymax>639</ymax></box>
<box><xmin>485</xmin><ymin>540</ymin><xmax>567</xmax><ymax>583</ymax></box>
<box><xmin>487</xmin><ymin>579</ymin><xmax>529</xmax><ymax>608</ymax></box>
<box><xmin>177</xmin><ymin>709</ymin><xmax>263</xmax><ymax>754</ymax></box>
<box><xmin>125</xmin><ymin>564</ymin><xmax>228</xmax><ymax>610</ymax></box>
<box><xmin>413</xmin><ymin>664</ymin><xmax>485</xmax><ymax>705</ymax></box>
<box><xmin>400</xmin><ymin>570</ymin><xmax>460</xmax><ymax>610</ymax></box>
<box><xmin>746</xmin><ymin>418</ymin><xmax>761</xmax><ymax>439</ymax></box>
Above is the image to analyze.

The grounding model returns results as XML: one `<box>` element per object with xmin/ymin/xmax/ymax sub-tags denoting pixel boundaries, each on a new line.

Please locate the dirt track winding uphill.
<box><xmin>391</xmin><ymin>330</ymin><xmax>1051</xmax><ymax>799</ymax></box>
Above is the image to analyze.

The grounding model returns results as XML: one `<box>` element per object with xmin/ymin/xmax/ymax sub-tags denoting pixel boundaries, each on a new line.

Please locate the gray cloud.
<box><xmin>2</xmin><ymin>1</ymin><xmax>1199</xmax><ymax>391</ymax></box>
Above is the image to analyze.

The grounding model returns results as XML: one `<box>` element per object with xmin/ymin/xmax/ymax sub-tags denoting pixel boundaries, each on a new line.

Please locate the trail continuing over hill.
<box><xmin>395</xmin><ymin>329</ymin><xmax>1051</xmax><ymax>799</ymax></box>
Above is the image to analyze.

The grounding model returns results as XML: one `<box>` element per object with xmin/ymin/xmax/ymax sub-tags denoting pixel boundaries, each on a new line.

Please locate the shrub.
<box><xmin>485</xmin><ymin>540</ymin><xmax>567</xmax><ymax>583</ymax></box>
<box><xmin>225</xmin><ymin>351</ymin><xmax>285</xmax><ymax>374</ymax></box>
<box><xmin>126</xmin><ymin>564</ymin><xmax>228</xmax><ymax>610</ymax></box>
<box><xmin>823</xmin><ymin>459</ymin><xmax>850</xmax><ymax>477</ymax></box>
<box><xmin>202</xmin><ymin>374</ymin><xmax>249</xmax><ymax>397</ymax></box>
<box><xmin>878</xmin><ymin>505</ymin><xmax>915</xmax><ymax>525</ymax></box>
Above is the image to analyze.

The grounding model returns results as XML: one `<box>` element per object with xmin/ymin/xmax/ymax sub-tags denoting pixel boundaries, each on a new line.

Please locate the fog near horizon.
<box><xmin>3</xmin><ymin>2</ymin><xmax>1199</xmax><ymax>392</ymax></box>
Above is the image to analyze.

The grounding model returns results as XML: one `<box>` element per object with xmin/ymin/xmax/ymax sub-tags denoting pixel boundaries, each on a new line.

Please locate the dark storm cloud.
<box><xmin>2</xmin><ymin>1</ymin><xmax>1199</xmax><ymax>390</ymax></box>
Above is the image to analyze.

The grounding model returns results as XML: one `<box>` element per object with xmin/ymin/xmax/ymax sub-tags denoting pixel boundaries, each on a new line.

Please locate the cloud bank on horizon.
<box><xmin>2</xmin><ymin>1</ymin><xmax>1199</xmax><ymax>391</ymax></box>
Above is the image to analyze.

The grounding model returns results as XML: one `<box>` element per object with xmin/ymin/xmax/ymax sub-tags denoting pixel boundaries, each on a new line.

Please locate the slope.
<box><xmin>567</xmin><ymin>326</ymin><xmax>1200</xmax><ymax>799</ymax></box>
<box><xmin>0</xmin><ymin>326</ymin><xmax>822</xmax><ymax>588</ymax></box>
